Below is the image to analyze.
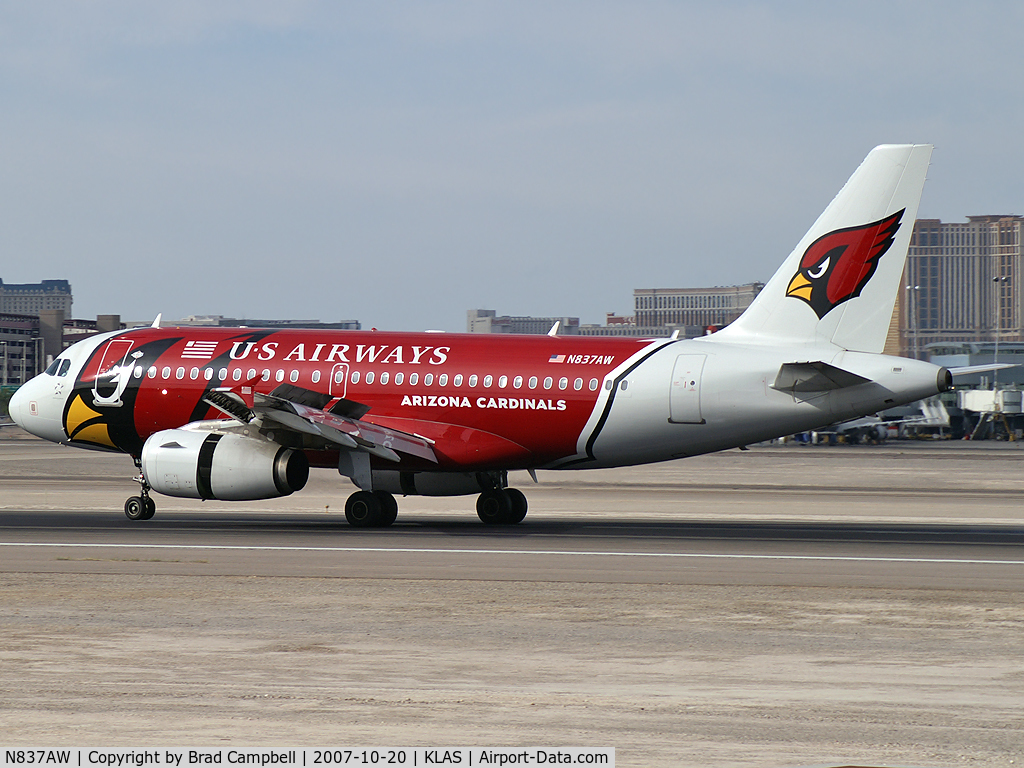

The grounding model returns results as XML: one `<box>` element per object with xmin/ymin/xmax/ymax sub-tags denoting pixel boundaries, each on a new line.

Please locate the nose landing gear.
<box><xmin>125</xmin><ymin>457</ymin><xmax>156</xmax><ymax>521</ymax></box>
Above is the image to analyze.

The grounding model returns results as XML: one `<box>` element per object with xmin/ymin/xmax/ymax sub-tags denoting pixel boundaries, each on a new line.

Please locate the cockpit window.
<box><xmin>45</xmin><ymin>358</ymin><xmax>71</xmax><ymax>377</ymax></box>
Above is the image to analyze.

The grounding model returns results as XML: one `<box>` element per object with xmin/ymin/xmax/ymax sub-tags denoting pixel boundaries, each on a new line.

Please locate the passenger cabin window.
<box><xmin>589</xmin><ymin>378</ymin><xmax>599</xmax><ymax>391</ymax></box>
<box><xmin>261</xmin><ymin>370</ymin><xmax>270</xmax><ymax>382</ymax></box>
<box><xmin>468</xmin><ymin>374</ymin><xmax>478</xmax><ymax>387</ymax></box>
<box><xmin>290</xmin><ymin>370</ymin><xmax>299</xmax><ymax>383</ymax></box>
<box><xmin>351</xmin><ymin>371</ymin><xmax>360</xmax><ymax>384</ymax></box>
<box><xmin>311</xmin><ymin>370</ymin><xmax>321</xmax><ymax>384</ymax></box>
<box><xmin>380</xmin><ymin>371</ymin><xmax>390</xmax><ymax>385</ymax></box>
<box><xmin>513</xmin><ymin>376</ymin><xmax>523</xmax><ymax>389</ymax></box>
<box><xmin>498</xmin><ymin>375</ymin><xmax>507</xmax><ymax>388</ymax></box>
<box><xmin>205</xmin><ymin>368</ymin><xmax>215</xmax><ymax>381</ymax></box>
<box><xmin>162</xmin><ymin>367</ymin><xmax>171</xmax><ymax>379</ymax></box>
<box><xmin>233</xmin><ymin>369</ymin><xmax>242</xmax><ymax>382</ymax></box>
<box><xmin>439</xmin><ymin>373</ymin><xmax>448</xmax><ymax>386</ymax></box>
<box><xmin>574</xmin><ymin>377</ymin><xmax>583</xmax><ymax>390</ymax></box>
<box><xmin>394</xmin><ymin>372</ymin><xmax>404</xmax><ymax>385</ymax></box>
<box><xmin>424</xmin><ymin>373</ymin><xmax>434</xmax><ymax>386</ymax></box>
<box><xmin>483</xmin><ymin>375</ymin><xmax>493</xmax><ymax>387</ymax></box>
<box><xmin>218</xmin><ymin>368</ymin><xmax>228</xmax><ymax>380</ymax></box>
<box><xmin>543</xmin><ymin>376</ymin><xmax>553</xmax><ymax>389</ymax></box>
<box><xmin>365</xmin><ymin>372</ymin><xmax>375</xmax><ymax>384</ymax></box>
<box><xmin>409</xmin><ymin>372</ymin><xmax>419</xmax><ymax>385</ymax></box>
<box><xmin>148</xmin><ymin>366</ymin><xmax>157</xmax><ymax>378</ymax></box>
<box><xmin>454</xmin><ymin>374</ymin><xmax>463</xmax><ymax>386</ymax></box>
<box><xmin>528</xmin><ymin>376</ymin><xmax>538</xmax><ymax>389</ymax></box>
<box><xmin>559</xmin><ymin>377</ymin><xmax>568</xmax><ymax>390</ymax></box>
<box><xmin>176</xmin><ymin>367</ymin><xmax>185</xmax><ymax>380</ymax></box>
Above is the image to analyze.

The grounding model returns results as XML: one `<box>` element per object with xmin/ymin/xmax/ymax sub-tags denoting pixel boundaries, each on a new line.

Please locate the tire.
<box><xmin>124</xmin><ymin>496</ymin><xmax>147</xmax><ymax>521</ymax></box>
<box><xmin>477</xmin><ymin>489</ymin><xmax>513</xmax><ymax>525</ymax></box>
<box><xmin>141</xmin><ymin>497</ymin><xmax>157</xmax><ymax>520</ymax></box>
<box><xmin>346</xmin><ymin>491</ymin><xmax>383</xmax><ymax>527</ymax></box>
<box><xmin>505</xmin><ymin>488</ymin><xmax>528</xmax><ymax>524</ymax></box>
<box><xmin>374</xmin><ymin>491</ymin><xmax>399</xmax><ymax>527</ymax></box>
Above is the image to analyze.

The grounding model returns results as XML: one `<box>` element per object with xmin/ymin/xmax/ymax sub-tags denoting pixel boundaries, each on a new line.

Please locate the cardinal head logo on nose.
<box><xmin>786</xmin><ymin>209</ymin><xmax>904</xmax><ymax>319</ymax></box>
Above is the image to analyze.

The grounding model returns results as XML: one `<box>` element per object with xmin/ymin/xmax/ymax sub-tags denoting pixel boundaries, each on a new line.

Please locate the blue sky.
<box><xmin>1</xmin><ymin>1</ymin><xmax>1022</xmax><ymax>330</ymax></box>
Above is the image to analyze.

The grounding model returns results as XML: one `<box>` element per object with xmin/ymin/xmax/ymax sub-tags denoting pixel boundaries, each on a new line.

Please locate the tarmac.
<box><xmin>1</xmin><ymin>427</ymin><xmax>1022</xmax><ymax>767</ymax></box>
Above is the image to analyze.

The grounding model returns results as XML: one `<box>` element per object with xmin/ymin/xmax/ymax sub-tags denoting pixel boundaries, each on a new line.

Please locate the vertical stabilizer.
<box><xmin>713</xmin><ymin>144</ymin><xmax>932</xmax><ymax>353</ymax></box>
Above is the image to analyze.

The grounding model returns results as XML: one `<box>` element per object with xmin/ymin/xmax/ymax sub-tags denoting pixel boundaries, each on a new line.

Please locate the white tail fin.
<box><xmin>714</xmin><ymin>144</ymin><xmax>932</xmax><ymax>353</ymax></box>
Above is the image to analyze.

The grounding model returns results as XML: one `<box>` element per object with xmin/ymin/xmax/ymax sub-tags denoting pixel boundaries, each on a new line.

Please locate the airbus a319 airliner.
<box><xmin>11</xmin><ymin>145</ymin><xmax>958</xmax><ymax>526</ymax></box>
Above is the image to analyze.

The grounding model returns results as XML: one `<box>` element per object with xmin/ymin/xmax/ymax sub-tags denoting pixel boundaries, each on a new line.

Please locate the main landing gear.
<box><xmin>125</xmin><ymin>457</ymin><xmax>156</xmax><ymax>521</ymax></box>
<box><xmin>345</xmin><ymin>490</ymin><xmax>399</xmax><ymax>528</ymax></box>
<box><xmin>476</xmin><ymin>488</ymin><xmax>528</xmax><ymax>525</ymax></box>
<box><xmin>342</xmin><ymin>487</ymin><xmax>529</xmax><ymax>527</ymax></box>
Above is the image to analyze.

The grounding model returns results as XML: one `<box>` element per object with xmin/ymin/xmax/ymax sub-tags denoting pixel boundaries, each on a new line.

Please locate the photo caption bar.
<box><xmin>0</xmin><ymin>749</ymin><xmax>614</xmax><ymax>768</ymax></box>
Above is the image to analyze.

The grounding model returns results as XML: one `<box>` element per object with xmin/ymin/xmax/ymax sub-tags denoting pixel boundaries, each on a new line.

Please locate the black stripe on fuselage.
<box><xmin>558</xmin><ymin>340</ymin><xmax>676</xmax><ymax>468</ymax></box>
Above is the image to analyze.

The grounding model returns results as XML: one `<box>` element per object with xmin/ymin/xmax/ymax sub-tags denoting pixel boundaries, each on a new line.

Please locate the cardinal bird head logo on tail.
<box><xmin>786</xmin><ymin>209</ymin><xmax>905</xmax><ymax>319</ymax></box>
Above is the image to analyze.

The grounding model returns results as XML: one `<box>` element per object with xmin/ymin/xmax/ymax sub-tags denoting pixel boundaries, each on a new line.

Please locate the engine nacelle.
<box><xmin>141</xmin><ymin>429</ymin><xmax>309</xmax><ymax>501</ymax></box>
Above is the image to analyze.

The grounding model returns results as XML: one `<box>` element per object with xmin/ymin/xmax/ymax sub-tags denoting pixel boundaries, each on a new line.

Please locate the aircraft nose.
<box><xmin>8</xmin><ymin>375</ymin><xmax>67</xmax><ymax>442</ymax></box>
<box><xmin>8</xmin><ymin>383</ymin><xmax>30</xmax><ymax>428</ymax></box>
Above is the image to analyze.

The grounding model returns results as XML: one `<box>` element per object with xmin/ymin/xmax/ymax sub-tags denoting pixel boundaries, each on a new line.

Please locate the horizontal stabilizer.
<box><xmin>950</xmin><ymin>363</ymin><xmax>1016</xmax><ymax>376</ymax></box>
<box><xmin>773</xmin><ymin>361</ymin><xmax>871</xmax><ymax>392</ymax></box>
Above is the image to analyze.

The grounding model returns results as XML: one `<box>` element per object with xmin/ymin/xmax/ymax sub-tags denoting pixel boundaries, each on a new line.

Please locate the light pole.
<box><xmin>905</xmin><ymin>284</ymin><xmax>920</xmax><ymax>359</ymax></box>
<box><xmin>993</xmin><ymin>275</ymin><xmax>1009</xmax><ymax>390</ymax></box>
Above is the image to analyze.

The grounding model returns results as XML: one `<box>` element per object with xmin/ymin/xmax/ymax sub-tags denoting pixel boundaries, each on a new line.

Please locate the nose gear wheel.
<box><xmin>125</xmin><ymin>456</ymin><xmax>156</xmax><ymax>521</ymax></box>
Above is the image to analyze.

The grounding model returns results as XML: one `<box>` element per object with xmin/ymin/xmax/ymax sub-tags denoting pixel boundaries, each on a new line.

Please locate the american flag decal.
<box><xmin>548</xmin><ymin>354</ymin><xmax>566</xmax><ymax>363</ymax></box>
<box><xmin>181</xmin><ymin>340</ymin><xmax>219</xmax><ymax>360</ymax></box>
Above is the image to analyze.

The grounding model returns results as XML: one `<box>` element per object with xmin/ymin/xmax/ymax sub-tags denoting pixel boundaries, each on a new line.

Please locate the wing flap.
<box><xmin>202</xmin><ymin>384</ymin><xmax>436</xmax><ymax>464</ymax></box>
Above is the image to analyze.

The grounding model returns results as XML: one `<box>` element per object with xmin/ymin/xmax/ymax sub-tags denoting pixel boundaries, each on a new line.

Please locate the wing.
<box><xmin>201</xmin><ymin>383</ymin><xmax>436</xmax><ymax>465</ymax></box>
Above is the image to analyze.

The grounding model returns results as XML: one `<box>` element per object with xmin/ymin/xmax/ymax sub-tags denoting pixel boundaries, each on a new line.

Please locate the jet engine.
<box><xmin>141</xmin><ymin>429</ymin><xmax>309</xmax><ymax>501</ymax></box>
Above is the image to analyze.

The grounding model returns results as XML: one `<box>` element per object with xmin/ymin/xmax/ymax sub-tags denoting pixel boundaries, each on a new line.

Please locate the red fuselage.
<box><xmin>67</xmin><ymin>327</ymin><xmax>658</xmax><ymax>471</ymax></box>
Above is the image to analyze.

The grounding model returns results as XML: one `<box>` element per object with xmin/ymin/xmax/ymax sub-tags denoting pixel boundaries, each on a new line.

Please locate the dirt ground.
<box><xmin>1</xmin><ymin>575</ymin><xmax>1022</xmax><ymax>767</ymax></box>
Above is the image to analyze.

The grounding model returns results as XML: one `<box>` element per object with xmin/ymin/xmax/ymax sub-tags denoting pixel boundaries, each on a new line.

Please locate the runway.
<box><xmin>1</xmin><ymin>435</ymin><xmax>1022</xmax><ymax>589</ymax></box>
<box><xmin>1</xmin><ymin>432</ymin><xmax>1023</xmax><ymax>766</ymax></box>
<box><xmin>2</xmin><ymin>512</ymin><xmax>1023</xmax><ymax>590</ymax></box>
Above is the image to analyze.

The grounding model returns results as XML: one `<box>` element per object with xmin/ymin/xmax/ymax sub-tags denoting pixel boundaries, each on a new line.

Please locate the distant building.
<box><xmin>467</xmin><ymin>310</ymin><xmax>580</xmax><ymax>335</ymax></box>
<box><xmin>0</xmin><ymin>279</ymin><xmax>72</xmax><ymax>316</ymax></box>
<box><xmin>0</xmin><ymin>312</ymin><xmax>122</xmax><ymax>386</ymax></box>
<box><xmin>469</xmin><ymin>284</ymin><xmax>764</xmax><ymax>339</ymax></box>
<box><xmin>126</xmin><ymin>315</ymin><xmax>362</xmax><ymax>330</ymax></box>
<box><xmin>633</xmin><ymin>283</ymin><xmax>764</xmax><ymax>330</ymax></box>
<box><xmin>902</xmin><ymin>216</ymin><xmax>1024</xmax><ymax>358</ymax></box>
<box><xmin>577</xmin><ymin>321</ymin><xmax>705</xmax><ymax>338</ymax></box>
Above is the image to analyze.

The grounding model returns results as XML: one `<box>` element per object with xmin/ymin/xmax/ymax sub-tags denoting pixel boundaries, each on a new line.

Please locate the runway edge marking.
<box><xmin>0</xmin><ymin>542</ymin><xmax>1022</xmax><ymax>566</ymax></box>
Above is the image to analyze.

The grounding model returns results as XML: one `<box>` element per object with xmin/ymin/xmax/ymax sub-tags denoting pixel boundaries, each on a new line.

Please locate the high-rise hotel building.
<box><xmin>903</xmin><ymin>216</ymin><xmax>1024</xmax><ymax>358</ymax></box>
